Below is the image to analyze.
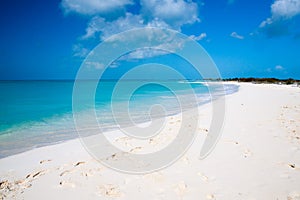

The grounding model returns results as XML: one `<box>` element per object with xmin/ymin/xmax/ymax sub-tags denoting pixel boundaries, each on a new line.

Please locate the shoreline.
<box><xmin>0</xmin><ymin>82</ymin><xmax>238</xmax><ymax>159</ymax></box>
<box><xmin>1</xmin><ymin>82</ymin><xmax>300</xmax><ymax>199</ymax></box>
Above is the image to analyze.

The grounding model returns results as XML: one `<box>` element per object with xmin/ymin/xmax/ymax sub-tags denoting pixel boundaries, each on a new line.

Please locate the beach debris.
<box><xmin>74</xmin><ymin>161</ymin><xmax>85</xmax><ymax>167</ymax></box>
<box><xmin>39</xmin><ymin>159</ymin><xmax>51</xmax><ymax>164</ymax></box>
<box><xmin>98</xmin><ymin>184</ymin><xmax>122</xmax><ymax>197</ymax></box>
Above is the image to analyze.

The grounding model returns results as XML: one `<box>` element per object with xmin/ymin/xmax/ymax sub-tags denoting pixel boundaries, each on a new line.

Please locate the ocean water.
<box><xmin>0</xmin><ymin>80</ymin><xmax>239</xmax><ymax>158</ymax></box>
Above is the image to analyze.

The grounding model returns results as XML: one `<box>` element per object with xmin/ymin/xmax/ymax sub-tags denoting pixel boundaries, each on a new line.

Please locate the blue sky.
<box><xmin>1</xmin><ymin>0</ymin><xmax>300</xmax><ymax>80</ymax></box>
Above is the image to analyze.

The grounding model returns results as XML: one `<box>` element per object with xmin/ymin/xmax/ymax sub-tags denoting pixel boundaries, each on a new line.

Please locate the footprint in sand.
<box><xmin>278</xmin><ymin>162</ymin><xmax>299</xmax><ymax>170</ymax></box>
<box><xmin>287</xmin><ymin>192</ymin><xmax>300</xmax><ymax>200</ymax></box>
<box><xmin>206</xmin><ymin>194</ymin><xmax>215</xmax><ymax>199</ymax></box>
<box><xmin>39</xmin><ymin>159</ymin><xmax>52</xmax><ymax>164</ymax></box>
<box><xmin>1</xmin><ymin>179</ymin><xmax>32</xmax><ymax>199</ymax></box>
<box><xmin>243</xmin><ymin>148</ymin><xmax>252</xmax><ymax>158</ymax></box>
<box><xmin>181</xmin><ymin>156</ymin><xmax>190</xmax><ymax>165</ymax></box>
<box><xmin>129</xmin><ymin>146</ymin><xmax>142</xmax><ymax>153</ymax></box>
<box><xmin>144</xmin><ymin>172</ymin><xmax>165</xmax><ymax>183</ymax></box>
<box><xmin>81</xmin><ymin>169</ymin><xmax>94</xmax><ymax>177</ymax></box>
<box><xmin>59</xmin><ymin>180</ymin><xmax>76</xmax><ymax>188</ymax></box>
<box><xmin>60</xmin><ymin>169</ymin><xmax>74</xmax><ymax>177</ymax></box>
<box><xmin>173</xmin><ymin>181</ymin><xmax>188</xmax><ymax>198</ymax></box>
<box><xmin>26</xmin><ymin>170</ymin><xmax>47</xmax><ymax>179</ymax></box>
<box><xmin>115</xmin><ymin>137</ymin><xmax>132</xmax><ymax>147</ymax></box>
<box><xmin>149</xmin><ymin>138</ymin><xmax>157</xmax><ymax>145</ymax></box>
<box><xmin>197</xmin><ymin>172</ymin><xmax>209</xmax><ymax>182</ymax></box>
<box><xmin>98</xmin><ymin>184</ymin><xmax>122</xmax><ymax>198</ymax></box>
<box><xmin>74</xmin><ymin>161</ymin><xmax>85</xmax><ymax>167</ymax></box>
<box><xmin>223</xmin><ymin>139</ymin><xmax>239</xmax><ymax>145</ymax></box>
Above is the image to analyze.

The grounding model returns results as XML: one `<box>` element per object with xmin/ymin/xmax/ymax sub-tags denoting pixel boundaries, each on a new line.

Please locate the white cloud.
<box><xmin>115</xmin><ymin>32</ymin><xmax>187</xmax><ymax>60</ymax></box>
<box><xmin>72</xmin><ymin>44</ymin><xmax>90</xmax><ymax>57</ymax></box>
<box><xmin>82</xmin><ymin>13</ymin><xmax>145</xmax><ymax>40</ymax></box>
<box><xmin>271</xmin><ymin>0</ymin><xmax>300</xmax><ymax>19</ymax></box>
<box><xmin>275</xmin><ymin>65</ymin><xmax>284</xmax><ymax>70</ymax></box>
<box><xmin>61</xmin><ymin>0</ymin><xmax>133</xmax><ymax>15</ymax></box>
<box><xmin>259</xmin><ymin>0</ymin><xmax>300</xmax><ymax>37</ymax></box>
<box><xmin>109</xmin><ymin>62</ymin><xmax>119</xmax><ymax>68</ymax></box>
<box><xmin>63</xmin><ymin>0</ymin><xmax>202</xmax><ymax>58</ymax></box>
<box><xmin>189</xmin><ymin>33</ymin><xmax>207</xmax><ymax>41</ymax></box>
<box><xmin>230</xmin><ymin>32</ymin><xmax>244</xmax><ymax>39</ymax></box>
<box><xmin>121</xmin><ymin>48</ymin><xmax>169</xmax><ymax>60</ymax></box>
<box><xmin>140</xmin><ymin>0</ymin><xmax>200</xmax><ymax>29</ymax></box>
<box><xmin>85</xmin><ymin>61</ymin><xmax>105</xmax><ymax>69</ymax></box>
<box><xmin>259</xmin><ymin>18</ymin><xmax>274</xmax><ymax>28</ymax></box>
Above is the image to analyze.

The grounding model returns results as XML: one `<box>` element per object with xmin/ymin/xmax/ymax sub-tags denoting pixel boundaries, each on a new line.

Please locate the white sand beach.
<box><xmin>1</xmin><ymin>82</ymin><xmax>300</xmax><ymax>200</ymax></box>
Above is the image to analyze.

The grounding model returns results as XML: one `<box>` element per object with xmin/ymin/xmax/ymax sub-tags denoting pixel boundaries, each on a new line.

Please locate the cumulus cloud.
<box><xmin>61</xmin><ymin>0</ymin><xmax>133</xmax><ymax>16</ymax></box>
<box><xmin>82</xmin><ymin>13</ymin><xmax>146</xmax><ymax>40</ymax></box>
<box><xmin>61</xmin><ymin>0</ymin><xmax>202</xmax><ymax>58</ymax></box>
<box><xmin>140</xmin><ymin>0</ymin><xmax>200</xmax><ymax>29</ymax></box>
<box><xmin>259</xmin><ymin>0</ymin><xmax>300</xmax><ymax>37</ymax></box>
<box><xmin>62</xmin><ymin>0</ymin><xmax>200</xmax><ymax>35</ymax></box>
<box><xmin>189</xmin><ymin>33</ymin><xmax>207</xmax><ymax>41</ymax></box>
<box><xmin>259</xmin><ymin>18</ymin><xmax>290</xmax><ymax>37</ymax></box>
<box><xmin>85</xmin><ymin>61</ymin><xmax>105</xmax><ymax>69</ymax></box>
<box><xmin>72</xmin><ymin>44</ymin><xmax>90</xmax><ymax>57</ymax></box>
<box><xmin>230</xmin><ymin>32</ymin><xmax>244</xmax><ymax>39</ymax></box>
<box><xmin>271</xmin><ymin>0</ymin><xmax>300</xmax><ymax>19</ymax></box>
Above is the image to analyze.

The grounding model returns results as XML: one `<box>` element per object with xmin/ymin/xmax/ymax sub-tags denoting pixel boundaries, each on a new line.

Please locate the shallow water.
<box><xmin>0</xmin><ymin>80</ymin><xmax>238</xmax><ymax>158</ymax></box>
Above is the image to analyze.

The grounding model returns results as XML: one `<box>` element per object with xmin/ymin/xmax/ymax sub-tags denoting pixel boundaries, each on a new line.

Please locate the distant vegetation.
<box><xmin>222</xmin><ymin>78</ymin><xmax>300</xmax><ymax>85</ymax></box>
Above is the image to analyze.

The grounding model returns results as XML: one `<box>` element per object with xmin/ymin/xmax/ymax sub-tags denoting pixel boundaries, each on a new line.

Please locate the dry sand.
<box><xmin>1</xmin><ymin>83</ymin><xmax>300</xmax><ymax>200</ymax></box>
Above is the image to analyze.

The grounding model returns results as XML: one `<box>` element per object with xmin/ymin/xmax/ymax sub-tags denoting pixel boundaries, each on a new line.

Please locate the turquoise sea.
<box><xmin>0</xmin><ymin>80</ymin><xmax>239</xmax><ymax>158</ymax></box>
